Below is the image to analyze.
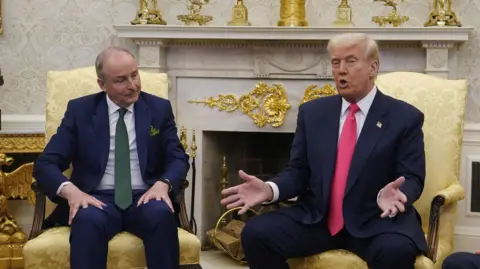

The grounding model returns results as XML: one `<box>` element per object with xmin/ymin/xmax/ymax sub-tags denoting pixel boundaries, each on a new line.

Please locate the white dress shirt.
<box><xmin>56</xmin><ymin>94</ymin><xmax>148</xmax><ymax>196</ymax></box>
<box><xmin>266</xmin><ymin>86</ymin><xmax>378</xmax><ymax>203</ymax></box>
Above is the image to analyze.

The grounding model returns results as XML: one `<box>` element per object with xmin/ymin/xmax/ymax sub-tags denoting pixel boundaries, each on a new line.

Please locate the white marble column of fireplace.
<box><xmin>115</xmin><ymin>25</ymin><xmax>472</xmax><ymax>245</ymax></box>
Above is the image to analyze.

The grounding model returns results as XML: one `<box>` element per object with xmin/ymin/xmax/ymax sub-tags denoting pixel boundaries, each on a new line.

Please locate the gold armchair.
<box><xmin>22</xmin><ymin>66</ymin><xmax>202</xmax><ymax>269</ymax></box>
<box><xmin>288</xmin><ymin>72</ymin><xmax>468</xmax><ymax>269</ymax></box>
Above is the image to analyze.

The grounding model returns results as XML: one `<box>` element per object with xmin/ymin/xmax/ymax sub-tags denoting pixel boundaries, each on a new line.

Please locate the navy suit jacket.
<box><xmin>272</xmin><ymin>90</ymin><xmax>427</xmax><ymax>252</ymax></box>
<box><xmin>33</xmin><ymin>91</ymin><xmax>189</xmax><ymax>226</ymax></box>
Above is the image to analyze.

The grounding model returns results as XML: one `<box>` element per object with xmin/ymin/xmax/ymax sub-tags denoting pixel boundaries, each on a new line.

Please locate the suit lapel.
<box><xmin>344</xmin><ymin>91</ymin><xmax>388</xmax><ymax>195</ymax></box>
<box><xmin>134</xmin><ymin>94</ymin><xmax>151</xmax><ymax>176</ymax></box>
<box><xmin>93</xmin><ymin>93</ymin><xmax>110</xmax><ymax>173</ymax></box>
<box><xmin>320</xmin><ymin>95</ymin><xmax>342</xmax><ymax>203</ymax></box>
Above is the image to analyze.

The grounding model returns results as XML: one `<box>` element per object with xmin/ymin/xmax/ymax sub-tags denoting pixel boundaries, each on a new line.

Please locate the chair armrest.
<box><xmin>28</xmin><ymin>179</ymin><xmax>46</xmax><ymax>240</ymax></box>
<box><xmin>426</xmin><ymin>182</ymin><xmax>465</xmax><ymax>262</ymax></box>
<box><xmin>175</xmin><ymin>179</ymin><xmax>194</xmax><ymax>234</ymax></box>
<box><xmin>435</xmin><ymin>182</ymin><xmax>465</xmax><ymax>206</ymax></box>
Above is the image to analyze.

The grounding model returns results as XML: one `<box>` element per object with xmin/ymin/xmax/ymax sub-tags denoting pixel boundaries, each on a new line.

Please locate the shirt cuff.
<box><xmin>263</xmin><ymin>181</ymin><xmax>279</xmax><ymax>204</ymax></box>
<box><xmin>57</xmin><ymin>181</ymin><xmax>72</xmax><ymax>197</ymax></box>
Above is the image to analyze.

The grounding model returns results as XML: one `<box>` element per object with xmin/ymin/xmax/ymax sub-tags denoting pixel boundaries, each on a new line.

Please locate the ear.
<box><xmin>97</xmin><ymin>78</ymin><xmax>106</xmax><ymax>92</ymax></box>
<box><xmin>370</xmin><ymin>60</ymin><xmax>379</xmax><ymax>77</ymax></box>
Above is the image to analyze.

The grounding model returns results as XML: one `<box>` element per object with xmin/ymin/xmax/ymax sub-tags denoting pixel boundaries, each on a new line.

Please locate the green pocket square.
<box><xmin>150</xmin><ymin>125</ymin><xmax>160</xmax><ymax>136</ymax></box>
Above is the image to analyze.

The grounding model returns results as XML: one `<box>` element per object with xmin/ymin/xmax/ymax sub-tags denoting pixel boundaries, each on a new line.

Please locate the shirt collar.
<box><xmin>341</xmin><ymin>85</ymin><xmax>377</xmax><ymax>117</ymax></box>
<box><xmin>106</xmin><ymin>94</ymin><xmax>134</xmax><ymax>116</ymax></box>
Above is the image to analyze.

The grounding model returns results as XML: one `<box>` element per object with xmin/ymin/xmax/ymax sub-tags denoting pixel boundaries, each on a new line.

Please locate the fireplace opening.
<box><xmin>201</xmin><ymin>131</ymin><xmax>295</xmax><ymax>244</ymax></box>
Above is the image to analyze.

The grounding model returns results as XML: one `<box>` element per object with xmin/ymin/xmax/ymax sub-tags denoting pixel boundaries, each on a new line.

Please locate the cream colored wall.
<box><xmin>2</xmin><ymin>0</ymin><xmax>480</xmax><ymax>252</ymax></box>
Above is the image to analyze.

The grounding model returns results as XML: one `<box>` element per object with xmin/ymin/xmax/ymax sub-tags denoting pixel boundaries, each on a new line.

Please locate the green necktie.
<box><xmin>115</xmin><ymin>108</ymin><xmax>132</xmax><ymax>209</ymax></box>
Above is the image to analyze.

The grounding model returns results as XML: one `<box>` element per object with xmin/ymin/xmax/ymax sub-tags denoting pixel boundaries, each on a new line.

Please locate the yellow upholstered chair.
<box><xmin>287</xmin><ymin>72</ymin><xmax>468</xmax><ymax>269</ymax></box>
<box><xmin>22</xmin><ymin>66</ymin><xmax>202</xmax><ymax>269</ymax></box>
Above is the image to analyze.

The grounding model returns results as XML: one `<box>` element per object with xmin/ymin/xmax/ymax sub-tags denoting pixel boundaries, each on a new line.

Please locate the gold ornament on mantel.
<box><xmin>333</xmin><ymin>0</ymin><xmax>354</xmax><ymax>26</ymax></box>
<box><xmin>131</xmin><ymin>0</ymin><xmax>167</xmax><ymax>25</ymax></box>
<box><xmin>424</xmin><ymin>0</ymin><xmax>461</xmax><ymax>27</ymax></box>
<box><xmin>277</xmin><ymin>0</ymin><xmax>308</xmax><ymax>27</ymax></box>
<box><xmin>372</xmin><ymin>0</ymin><xmax>409</xmax><ymax>27</ymax></box>
<box><xmin>228</xmin><ymin>0</ymin><xmax>251</xmax><ymax>26</ymax></box>
<box><xmin>177</xmin><ymin>0</ymin><xmax>213</xmax><ymax>26</ymax></box>
<box><xmin>188</xmin><ymin>82</ymin><xmax>292</xmax><ymax>128</ymax></box>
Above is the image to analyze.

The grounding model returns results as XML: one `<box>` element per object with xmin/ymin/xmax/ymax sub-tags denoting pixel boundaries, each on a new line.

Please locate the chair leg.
<box><xmin>179</xmin><ymin>264</ymin><xmax>203</xmax><ymax>269</ymax></box>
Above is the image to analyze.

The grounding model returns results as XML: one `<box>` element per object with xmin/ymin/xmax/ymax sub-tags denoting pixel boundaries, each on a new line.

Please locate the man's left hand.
<box><xmin>137</xmin><ymin>181</ymin><xmax>174</xmax><ymax>212</ymax></box>
<box><xmin>379</xmin><ymin>176</ymin><xmax>408</xmax><ymax>218</ymax></box>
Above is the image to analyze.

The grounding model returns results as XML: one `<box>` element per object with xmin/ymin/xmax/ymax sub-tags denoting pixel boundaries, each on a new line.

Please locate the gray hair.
<box><xmin>95</xmin><ymin>46</ymin><xmax>135</xmax><ymax>80</ymax></box>
<box><xmin>327</xmin><ymin>33</ymin><xmax>379</xmax><ymax>62</ymax></box>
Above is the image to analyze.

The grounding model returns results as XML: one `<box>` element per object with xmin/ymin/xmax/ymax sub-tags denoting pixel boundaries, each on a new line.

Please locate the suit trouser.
<box><xmin>241</xmin><ymin>210</ymin><xmax>420</xmax><ymax>269</ymax></box>
<box><xmin>67</xmin><ymin>189</ymin><xmax>179</xmax><ymax>269</ymax></box>
<box><xmin>443</xmin><ymin>252</ymin><xmax>480</xmax><ymax>269</ymax></box>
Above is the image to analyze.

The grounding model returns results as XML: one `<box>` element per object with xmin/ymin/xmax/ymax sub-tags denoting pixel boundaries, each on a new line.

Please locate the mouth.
<box><xmin>338</xmin><ymin>79</ymin><xmax>348</xmax><ymax>89</ymax></box>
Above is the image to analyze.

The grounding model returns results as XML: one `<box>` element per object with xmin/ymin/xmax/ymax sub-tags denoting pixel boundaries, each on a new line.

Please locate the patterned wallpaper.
<box><xmin>0</xmin><ymin>0</ymin><xmax>479</xmax><ymax>121</ymax></box>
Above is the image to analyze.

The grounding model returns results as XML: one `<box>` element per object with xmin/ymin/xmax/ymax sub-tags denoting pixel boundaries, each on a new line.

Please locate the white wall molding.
<box><xmin>1</xmin><ymin>114</ymin><xmax>45</xmax><ymax>133</ymax></box>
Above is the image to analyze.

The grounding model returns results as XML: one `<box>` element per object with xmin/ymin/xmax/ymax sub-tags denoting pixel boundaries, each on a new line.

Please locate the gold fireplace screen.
<box><xmin>188</xmin><ymin>83</ymin><xmax>338</xmax><ymax>128</ymax></box>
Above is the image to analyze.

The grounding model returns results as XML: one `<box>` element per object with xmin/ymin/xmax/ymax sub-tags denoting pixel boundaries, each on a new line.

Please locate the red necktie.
<box><xmin>328</xmin><ymin>103</ymin><xmax>360</xmax><ymax>236</ymax></box>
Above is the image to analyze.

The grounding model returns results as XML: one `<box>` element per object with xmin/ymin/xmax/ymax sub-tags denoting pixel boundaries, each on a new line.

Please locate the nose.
<box><xmin>338</xmin><ymin>61</ymin><xmax>348</xmax><ymax>75</ymax></box>
<box><xmin>126</xmin><ymin>77</ymin><xmax>135</xmax><ymax>90</ymax></box>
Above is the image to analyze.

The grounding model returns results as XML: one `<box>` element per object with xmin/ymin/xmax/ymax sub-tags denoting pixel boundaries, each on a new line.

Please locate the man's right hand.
<box><xmin>59</xmin><ymin>184</ymin><xmax>106</xmax><ymax>225</ymax></box>
<box><xmin>220</xmin><ymin>170</ymin><xmax>273</xmax><ymax>215</ymax></box>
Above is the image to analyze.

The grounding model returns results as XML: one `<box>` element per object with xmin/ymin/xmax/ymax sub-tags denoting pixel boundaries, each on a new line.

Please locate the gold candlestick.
<box><xmin>177</xmin><ymin>0</ymin><xmax>213</xmax><ymax>25</ymax></box>
<box><xmin>131</xmin><ymin>0</ymin><xmax>167</xmax><ymax>25</ymax></box>
<box><xmin>424</xmin><ymin>0</ymin><xmax>461</xmax><ymax>27</ymax></box>
<box><xmin>333</xmin><ymin>0</ymin><xmax>354</xmax><ymax>26</ymax></box>
<box><xmin>220</xmin><ymin>156</ymin><xmax>228</xmax><ymax>226</ymax></box>
<box><xmin>277</xmin><ymin>0</ymin><xmax>308</xmax><ymax>27</ymax></box>
<box><xmin>228</xmin><ymin>0</ymin><xmax>251</xmax><ymax>26</ymax></box>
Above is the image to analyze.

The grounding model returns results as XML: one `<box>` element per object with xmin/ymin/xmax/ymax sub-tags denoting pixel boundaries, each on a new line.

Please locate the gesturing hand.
<box><xmin>60</xmin><ymin>184</ymin><xmax>106</xmax><ymax>225</ymax></box>
<box><xmin>379</xmin><ymin>176</ymin><xmax>408</xmax><ymax>218</ymax></box>
<box><xmin>220</xmin><ymin>170</ymin><xmax>273</xmax><ymax>215</ymax></box>
<box><xmin>137</xmin><ymin>181</ymin><xmax>174</xmax><ymax>213</ymax></box>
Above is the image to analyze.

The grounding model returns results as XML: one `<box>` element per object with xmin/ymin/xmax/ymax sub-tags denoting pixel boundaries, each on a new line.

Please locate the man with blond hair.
<box><xmin>221</xmin><ymin>33</ymin><xmax>427</xmax><ymax>269</ymax></box>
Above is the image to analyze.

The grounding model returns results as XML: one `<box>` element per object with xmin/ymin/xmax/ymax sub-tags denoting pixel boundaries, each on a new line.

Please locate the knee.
<box><xmin>241</xmin><ymin>216</ymin><xmax>273</xmax><ymax>248</ymax></box>
<box><xmin>139</xmin><ymin>200</ymin><xmax>175</xmax><ymax>226</ymax></box>
<box><xmin>371</xmin><ymin>239</ymin><xmax>417</xmax><ymax>265</ymax></box>
<box><xmin>72</xmin><ymin>206</ymin><xmax>106</xmax><ymax>230</ymax></box>
<box><xmin>443</xmin><ymin>252</ymin><xmax>477</xmax><ymax>269</ymax></box>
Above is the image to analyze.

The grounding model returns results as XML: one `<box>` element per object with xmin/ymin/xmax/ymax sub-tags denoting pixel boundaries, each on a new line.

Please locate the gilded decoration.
<box><xmin>424</xmin><ymin>0</ymin><xmax>461</xmax><ymax>27</ymax></box>
<box><xmin>188</xmin><ymin>82</ymin><xmax>292</xmax><ymax>128</ymax></box>
<box><xmin>372</xmin><ymin>0</ymin><xmax>409</xmax><ymax>27</ymax></box>
<box><xmin>177</xmin><ymin>0</ymin><xmax>213</xmax><ymax>25</ymax></box>
<box><xmin>0</xmin><ymin>133</ymin><xmax>43</xmax><ymax>268</ymax></box>
<box><xmin>301</xmin><ymin>84</ymin><xmax>338</xmax><ymax>105</ymax></box>
<box><xmin>0</xmin><ymin>134</ymin><xmax>45</xmax><ymax>153</ymax></box>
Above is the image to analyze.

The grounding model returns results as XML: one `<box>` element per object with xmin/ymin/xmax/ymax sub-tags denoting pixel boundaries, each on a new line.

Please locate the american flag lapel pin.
<box><xmin>376</xmin><ymin>121</ymin><xmax>382</xmax><ymax>128</ymax></box>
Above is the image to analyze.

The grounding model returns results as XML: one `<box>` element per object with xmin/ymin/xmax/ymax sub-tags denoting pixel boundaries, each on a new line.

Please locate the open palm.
<box><xmin>220</xmin><ymin>170</ymin><xmax>272</xmax><ymax>214</ymax></box>
<box><xmin>379</xmin><ymin>176</ymin><xmax>408</xmax><ymax>218</ymax></box>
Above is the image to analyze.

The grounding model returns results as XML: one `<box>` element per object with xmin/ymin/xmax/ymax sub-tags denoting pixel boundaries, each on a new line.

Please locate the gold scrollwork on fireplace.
<box><xmin>300</xmin><ymin>84</ymin><xmax>338</xmax><ymax>105</ymax></box>
<box><xmin>188</xmin><ymin>82</ymin><xmax>292</xmax><ymax>128</ymax></box>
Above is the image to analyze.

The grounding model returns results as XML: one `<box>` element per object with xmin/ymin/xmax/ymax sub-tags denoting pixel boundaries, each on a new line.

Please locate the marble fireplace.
<box><xmin>113</xmin><ymin>25</ymin><xmax>472</xmax><ymax>245</ymax></box>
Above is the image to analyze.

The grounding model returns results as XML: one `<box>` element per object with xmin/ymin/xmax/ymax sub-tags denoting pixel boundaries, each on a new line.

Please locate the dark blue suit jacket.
<box><xmin>33</xmin><ymin>91</ymin><xmax>189</xmax><ymax>226</ymax></box>
<box><xmin>272</xmin><ymin>90</ymin><xmax>427</xmax><ymax>252</ymax></box>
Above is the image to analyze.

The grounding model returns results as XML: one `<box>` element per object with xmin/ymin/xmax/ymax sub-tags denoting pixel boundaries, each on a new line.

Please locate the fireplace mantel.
<box><xmin>113</xmin><ymin>25</ymin><xmax>473</xmax><ymax>245</ymax></box>
<box><xmin>114</xmin><ymin>25</ymin><xmax>473</xmax><ymax>79</ymax></box>
<box><xmin>114</xmin><ymin>25</ymin><xmax>472</xmax><ymax>41</ymax></box>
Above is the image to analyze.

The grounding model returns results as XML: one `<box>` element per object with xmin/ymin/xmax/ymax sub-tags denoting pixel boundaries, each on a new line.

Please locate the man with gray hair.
<box><xmin>33</xmin><ymin>46</ymin><xmax>189</xmax><ymax>269</ymax></box>
<box><xmin>222</xmin><ymin>33</ymin><xmax>427</xmax><ymax>269</ymax></box>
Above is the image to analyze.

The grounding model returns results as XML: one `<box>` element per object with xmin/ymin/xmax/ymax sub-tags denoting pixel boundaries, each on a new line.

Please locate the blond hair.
<box><xmin>327</xmin><ymin>33</ymin><xmax>379</xmax><ymax>62</ymax></box>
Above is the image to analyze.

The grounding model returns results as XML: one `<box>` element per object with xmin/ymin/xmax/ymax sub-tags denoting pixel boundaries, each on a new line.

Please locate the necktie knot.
<box><xmin>348</xmin><ymin>103</ymin><xmax>360</xmax><ymax>116</ymax></box>
<box><xmin>118</xmin><ymin>108</ymin><xmax>128</xmax><ymax>118</ymax></box>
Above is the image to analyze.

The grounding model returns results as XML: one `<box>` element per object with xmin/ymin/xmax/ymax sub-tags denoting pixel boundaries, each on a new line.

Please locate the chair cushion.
<box><xmin>23</xmin><ymin>227</ymin><xmax>200</xmax><ymax>269</ymax></box>
<box><xmin>288</xmin><ymin>249</ymin><xmax>434</xmax><ymax>269</ymax></box>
